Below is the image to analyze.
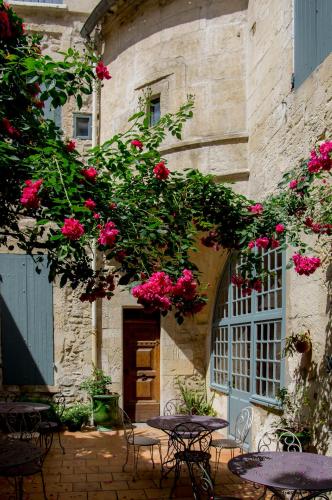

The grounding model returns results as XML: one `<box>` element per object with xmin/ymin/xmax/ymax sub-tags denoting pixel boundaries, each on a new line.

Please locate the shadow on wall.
<box><xmin>0</xmin><ymin>296</ymin><xmax>46</xmax><ymax>386</ymax></box>
<box><xmin>102</xmin><ymin>0</ymin><xmax>248</xmax><ymax>64</ymax></box>
<box><xmin>292</xmin><ymin>262</ymin><xmax>332</xmax><ymax>455</ymax></box>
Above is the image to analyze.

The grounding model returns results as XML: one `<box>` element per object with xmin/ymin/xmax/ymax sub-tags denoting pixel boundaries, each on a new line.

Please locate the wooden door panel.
<box><xmin>123</xmin><ymin>310</ymin><xmax>160</xmax><ymax>422</ymax></box>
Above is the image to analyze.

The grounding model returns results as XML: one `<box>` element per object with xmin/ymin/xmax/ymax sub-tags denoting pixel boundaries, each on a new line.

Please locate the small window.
<box><xmin>73</xmin><ymin>114</ymin><xmax>92</xmax><ymax>140</ymax></box>
<box><xmin>149</xmin><ymin>97</ymin><xmax>160</xmax><ymax>126</ymax></box>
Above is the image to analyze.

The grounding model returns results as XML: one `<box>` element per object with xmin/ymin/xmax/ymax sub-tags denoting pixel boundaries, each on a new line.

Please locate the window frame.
<box><xmin>210</xmin><ymin>249</ymin><xmax>286</xmax><ymax>408</ymax></box>
<box><xmin>73</xmin><ymin>113</ymin><xmax>92</xmax><ymax>140</ymax></box>
<box><xmin>149</xmin><ymin>96</ymin><xmax>161</xmax><ymax>127</ymax></box>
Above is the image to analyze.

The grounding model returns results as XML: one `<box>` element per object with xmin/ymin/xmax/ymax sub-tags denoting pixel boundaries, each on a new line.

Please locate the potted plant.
<box><xmin>80</xmin><ymin>367</ymin><xmax>120</xmax><ymax>429</ymax></box>
<box><xmin>274</xmin><ymin>387</ymin><xmax>312</xmax><ymax>449</ymax></box>
<box><xmin>61</xmin><ymin>403</ymin><xmax>91</xmax><ymax>432</ymax></box>
<box><xmin>283</xmin><ymin>330</ymin><xmax>312</xmax><ymax>357</ymax></box>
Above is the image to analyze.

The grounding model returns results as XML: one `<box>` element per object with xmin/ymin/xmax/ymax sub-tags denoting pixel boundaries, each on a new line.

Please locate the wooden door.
<box><xmin>123</xmin><ymin>309</ymin><xmax>160</xmax><ymax>422</ymax></box>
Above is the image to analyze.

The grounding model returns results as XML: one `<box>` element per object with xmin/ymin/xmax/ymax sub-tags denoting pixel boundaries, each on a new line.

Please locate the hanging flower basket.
<box><xmin>283</xmin><ymin>330</ymin><xmax>312</xmax><ymax>357</ymax></box>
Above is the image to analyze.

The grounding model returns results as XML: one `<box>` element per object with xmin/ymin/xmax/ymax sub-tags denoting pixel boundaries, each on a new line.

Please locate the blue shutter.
<box><xmin>294</xmin><ymin>0</ymin><xmax>317</xmax><ymax>88</ymax></box>
<box><xmin>42</xmin><ymin>85</ymin><xmax>62</xmax><ymax>130</ymax></box>
<box><xmin>316</xmin><ymin>0</ymin><xmax>332</xmax><ymax>66</ymax></box>
<box><xmin>0</xmin><ymin>255</ymin><xmax>54</xmax><ymax>385</ymax></box>
<box><xmin>16</xmin><ymin>1</ymin><xmax>63</xmax><ymax>3</ymax></box>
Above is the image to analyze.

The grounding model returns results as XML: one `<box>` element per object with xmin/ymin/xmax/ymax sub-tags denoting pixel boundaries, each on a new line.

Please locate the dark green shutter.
<box><xmin>0</xmin><ymin>255</ymin><xmax>54</xmax><ymax>385</ymax></box>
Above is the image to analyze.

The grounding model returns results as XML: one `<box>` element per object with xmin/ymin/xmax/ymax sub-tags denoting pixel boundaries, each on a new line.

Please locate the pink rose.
<box><xmin>95</xmin><ymin>61</ymin><xmax>111</xmax><ymax>80</ymax></box>
<box><xmin>20</xmin><ymin>179</ymin><xmax>43</xmax><ymax>209</ymax></box>
<box><xmin>292</xmin><ymin>253</ymin><xmax>321</xmax><ymax>276</ymax></box>
<box><xmin>289</xmin><ymin>179</ymin><xmax>298</xmax><ymax>189</ymax></box>
<box><xmin>84</xmin><ymin>199</ymin><xmax>96</xmax><ymax>211</ymax></box>
<box><xmin>82</xmin><ymin>167</ymin><xmax>98</xmax><ymax>182</ymax></box>
<box><xmin>61</xmin><ymin>218</ymin><xmax>84</xmax><ymax>241</ymax></box>
<box><xmin>153</xmin><ymin>161</ymin><xmax>170</xmax><ymax>180</ymax></box>
<box><xmin>131</xmin><ymin>139</ymin><xmax>143</xmax><ymax>150</ymax></box>
<box><xmin>275</xmin><ymin>224</ymin><xmax>285</xmax><ymax>233</ymax></box>
<box><xmin>98</xmin><ymin>221</ymin><xmax>119</xmax><ymax>247</ymax></box>
<box><xmin>248</xmin><ymin>203</ymin><xmax>263</xmax><ymax>215</ymax></box>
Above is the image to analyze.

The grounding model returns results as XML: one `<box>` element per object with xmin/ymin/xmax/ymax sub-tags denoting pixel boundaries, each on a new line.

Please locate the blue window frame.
<box><xmin>73</xmin><ymin>113</ymin><xmax>92</xmax><ymax>140</ymax></box>
<box><xmin>12</xmin><ymin>1</ymin><xmax>63</xmax><ymax>4</ymax></box>
<box><xmin>211</xmin><ymin>248</ymin><xmax>285</xmax><ymax>406</ymax></box>
<box><xmin>294</xmin><ymin>0</ymin><xmax>332</xmax><ymax>88</ymax></box>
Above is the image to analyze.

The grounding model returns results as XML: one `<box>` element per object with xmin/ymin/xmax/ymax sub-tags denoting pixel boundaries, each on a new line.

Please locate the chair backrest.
<box><xmin>234</xmin><ymin>406</ymin><xmax>253</xmax><ymax>446</ymax></box>
<box><xmin>51</xmin><ymin>393</ymin><xmax>66</xmax><ymax>420</ymax></box>
<box><xmin>258</xmin><ymin>427</ymin><xmax>302</xmax><ymax>452</ymax></box>
<box><xmin>163</xmin><ymin>398</ymin><xmax>187</xmax><ymax>416</ymax></box>
<box><xmin>119</xmin><ymin>408</ymin><xmax>134</xmax><ymax>444</ymax></box>
<box><xmin>170</xmin><ymin>422</ymin><xmax>212</xmax><ymax>455</ymax></box>
<box><xmin>6</xmin><ymin>410</ymin><xmax>41</xmax><ymax>443</ymax></box>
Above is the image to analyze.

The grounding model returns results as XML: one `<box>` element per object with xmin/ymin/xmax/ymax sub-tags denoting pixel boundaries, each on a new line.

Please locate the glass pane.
<box><xmin>76</xmin><ymin>117</ymin><xmax>90</xmax><ymax>138</ymax></box>
<box><xmin>150</xmin><ymin>98</ymin><xmax>160</xmax><ymax>126</ymax></box>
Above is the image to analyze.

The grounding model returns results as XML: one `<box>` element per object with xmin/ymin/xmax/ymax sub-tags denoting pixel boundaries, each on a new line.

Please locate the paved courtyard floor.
<box><xmin>0</xmin><ymin>427</ymin><xmax>266</xmax><ymax>499</ymax></box>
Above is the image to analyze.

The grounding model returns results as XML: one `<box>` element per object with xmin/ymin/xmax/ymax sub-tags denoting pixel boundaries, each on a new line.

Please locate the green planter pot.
<box><xmin>92</xmin><ymin>393</ymin><xmax>120</xmax><ymax>429</ymax></box>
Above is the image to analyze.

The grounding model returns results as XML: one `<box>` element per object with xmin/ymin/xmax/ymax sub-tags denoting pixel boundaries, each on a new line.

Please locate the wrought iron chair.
<box><xmin>38</xmin><ymin>393</ymin><xmax>66</xmax><ymax>454</ymax></box>
<box><xmin>257</xmin><ymin>428</ymin><xmax>302</xmax><ymax>499</ymax></box>
<box><xmin>257</xmin><ymin>427</ymin><xmax>302</xmax><ymax>453</ymax></box>
<box><xmin>163</xmin><ymin>398</ymin><xmax>188</xmax><ymax>416</ymax></box>
<box><xmin>211</xmin><ymin>406</ymin><xmax>253</xmax><ymax>473</ymax></box>
<box><xmin>1</xmin><ymin>429</ymin><xmax>53</xmax><ymax>499</ymax></box>
<box><xmin>120</xmin><ymin>408</ymin><xmax>162</xmax><ymax>479</ymax></box>
<box><xmin>5</xmin><ymin>410</ymin><xmax>42</xmax><ymax>444</ymax></box>
<box><xmin>166</xmin><ymin>421</ymin><xmax>213</xmax><ymax>499</ymax></box>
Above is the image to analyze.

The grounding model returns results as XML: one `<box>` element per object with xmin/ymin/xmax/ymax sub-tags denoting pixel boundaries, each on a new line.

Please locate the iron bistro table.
<box><xmin>228</xmin><ymin>451</ymin><xmax>332</xmax><ymax>499</ymax></box>
<box><xmin>0</xmin><ymin>402</ymin><xmax>50</xmax><ymax>414</ymax></box>
<box><xmin>147</xmin><ymin>415</ymin><xmax>229</xmax><ymax>484</ymax></box>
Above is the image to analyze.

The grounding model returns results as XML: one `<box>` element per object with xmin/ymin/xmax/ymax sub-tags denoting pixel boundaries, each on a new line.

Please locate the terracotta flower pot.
<box><xmin>294</xmin><ymin>339</ymin><xmax>311</xmax><ymax>353</ymax></box>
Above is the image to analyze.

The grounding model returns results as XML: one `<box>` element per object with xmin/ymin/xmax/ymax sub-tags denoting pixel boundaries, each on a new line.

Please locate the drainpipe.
<box><xmin>91</xmin><ymin>26</ymin><xmax>102</xmax><ymax>368</ymax></box>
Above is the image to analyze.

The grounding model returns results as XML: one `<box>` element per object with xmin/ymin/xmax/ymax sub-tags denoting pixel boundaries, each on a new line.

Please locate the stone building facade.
<box><xmin>0</xmin><ymin>0</ymin><xmax>331</xmax><ymax>451</ymax></box>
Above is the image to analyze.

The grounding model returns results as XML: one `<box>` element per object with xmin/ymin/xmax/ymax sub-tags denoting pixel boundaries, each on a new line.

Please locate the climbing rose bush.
<box><xmin>0</xmin><ymin>2</ymin><xmax>330</xmax><ymax>320</ymax></box>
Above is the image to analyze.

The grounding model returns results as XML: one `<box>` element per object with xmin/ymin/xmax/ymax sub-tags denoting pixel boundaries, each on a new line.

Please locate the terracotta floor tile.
<box><xmin>61</xmin><ymin>473</ymin><xmax>87</xmax><ymax>483</ymax></box>
<box><xmin>72</xmin><ymin>482</ymin><xmax>101</xmax><ymax>492</ymax></box>
<box><xmin>144</xmin><ymin>487</ymin><xmax>172</xmax><ymax>498</ymax></box>
<box><xmin>100</xmin><ymin>479</ymin><xmax>128</xmax><ymax>490</ymax></box>
<box><xmin>117</xmin><ymin>490</ymin><xmax>147</xmax><ymax>500</ymax></box>
<box><xmin>88</xmin><ymin>492</ymin><xmax>117</xmax><ymax>500</ymax></box>
<box><xmin>58</xmin><ymin>494</ymin><xmax>88</xmax><ymax>500</ymax></box>
<box><xmin>46</xmin><ymin>482</ymin><xmax>73</xmax><ymax>493</ymax></box>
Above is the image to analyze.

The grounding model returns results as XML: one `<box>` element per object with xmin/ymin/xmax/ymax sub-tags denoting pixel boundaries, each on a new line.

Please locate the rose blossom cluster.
<box><xmin>98</xmin><ymin>221</ymin><xmax>119</xmax><ymax>247</ymax></box>
<box><xmin>153</xmin><ymin>161</ymin><xmax>170</xmax><ymax>180</ymax></box>
<box><xmin>95</xmin><ymin>61</ymin><xmax>111</xmax><ymax>80</ymax></box>
<box><xmin>0</xmin><ymin>5</ymin><xmax>23</xmax><ymax>39</ymax></box>
<box><xmin>308</xmin><ymin>141</ymin><xmax>332</xmax><ymax>173</ymax></box>
<box><xmin>20</xmin><ymin>179</ymin><xmax>43</xmax><ymax>209</ymax></box>
<box><xmin>248</xmin><ymin>203</ymin><xmax>263</xmax><ymax>215</ymax></box>
<box><xmin>82</xmin><ymin>167</ymin><xmax>98</xmax><ymax>182</ymax></box>
<box><xmin>248</xmin><ymin>236</ymin><xmax>280</xmax><ymax>250</ymax></box>
<box><xmin>2</xmin><ymin>117</ymin><xmax>20</xmax><ymax>138</ymax></box>
<box><xmin>231</xmin><ymin>274</ymin><xmax>262</xmax><ymax>296</ymax></box>
<box><xmin>292</xmin><ymin>253</ymin><xmax>321</xmax><ymax>276</ymax></box>
<box><xmin>80</xmin><ymin>274</ymin><xmax>115</xmax><ymax>302</ymax></box>
<box><xmin>132</xmin><ymin>269</ymin><xmax>206</xmax><ymax>315</ymax></box>
<box><xmin>61</xmin><ymin>218</ymin><xmax>84</xmax><ymax>241</ymax></box>
<box><xmin>304</xmin><ymin>217</ymin><xmax>332</xmax><ymax>235</ymax></box>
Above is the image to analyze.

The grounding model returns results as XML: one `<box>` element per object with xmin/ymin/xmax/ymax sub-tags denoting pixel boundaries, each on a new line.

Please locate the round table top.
<box><xmin>228</xmin><ymin>452</ymin><xmax>332</xmax><ymax>492</ymax></box>
<box><xmin>147</xmin><ymin>415</ymin><xmax>229</xmax><ymax>432</ymax></box>
<box><xmin>0</xmin><ymin>402</ymin><xmax>50</xmax><ymax>414</ymax></box>
<box><xmin>0</xmin><ymin>438</ymin><xmax>43</xmax><ymax>469</ymax></box>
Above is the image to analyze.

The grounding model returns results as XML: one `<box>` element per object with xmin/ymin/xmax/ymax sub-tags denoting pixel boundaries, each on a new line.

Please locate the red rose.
<box><xmin>153</xmin><ymin>161</ymin><xmax>170</xmax><ymax>180</ymax></box>
<box><xmin>61</xmin><ymin>218</ymin><xmax>84</xmax><ymax>241</ymax></box>
<box><xmin>95</xmin><ymin>61</ymin><xmax>111</xmax><ymax>80</ymax></box>
<box><xmin>0</xmin><ymin>11</ymin><xmax>12</xmax><ymax>39</ymax></box>
<box><xmin>131</xmin><ymin>139</ymin><xmax>143</xmax><ymax>150</ymax></box>
<box><xmin>66</xmin><ymin>140</ymin><xmax>76</xmax><ymax>152</ymax></box>
<box><xmin>2</xmin><ymin>117</ymin><xmax>20</xmax><ymax>138</ymax></box>
<box><xmin>84</xmin><ymin>199</ymin><xmax>96</xmax><ymax>211</ymax></box>
<box><xmin>82</xmin><ymin>167</ymin><xmax>98</xmax><ymax>182</ymax></box>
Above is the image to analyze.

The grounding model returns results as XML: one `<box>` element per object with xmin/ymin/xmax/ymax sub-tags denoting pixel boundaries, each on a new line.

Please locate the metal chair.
<box><xmin>257</xmin><ymin>427</ymin><xmax>302</xmax><ymax>453</ymax></box>
<box><xmin>163</xmin><ymin>398</ymin><xmax>187</xmax><ymax>415</ymax></box>
<box><xmin>1</xmin><ymin>429</ymin><xmax>53</xmax><ymax>499</ymax></box>
<box><xmin>38</xmin><ymin>393</ymin><xmax>65</xmax><ymax>454</ymax></box>
<box><xmin>5</xmin><ymin>410</ymin><xmax>41</xmax><ymax>444</ymax></box>
<box><xmin>120</xmin><ymin>408</ymin><xmax>162</xmax><ymax>479</ymax></box>
<box><xmin>166</xmin><ymin>422</ymin><xmax>212</xmax><ymax>499</ymax></box>
<box><xmin>211</xmin><ymin>406</ymin><xmax>253</xmax><ymax>474</ymax></box>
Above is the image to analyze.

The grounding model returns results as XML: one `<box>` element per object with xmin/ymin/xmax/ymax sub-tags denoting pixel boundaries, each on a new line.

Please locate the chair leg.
<box><xmin>158</xmin><ymin>444</ymin><xmax>163</xmax><ymax>472</ymax></box>
<box><xmin>58</xmin><ymin>430</ymin><xmax>65</xmax><ymax>454</ymax></box>
<box><xmin>213</xmin><ymin>446</ymin><xmax>222</xmax><ymax>479</ymax></box>
<box><xmin>122</xmin><ymin>443</ymin><xmax>129</xmax><ymax>472</ymax></box>
<box><xmin>169</xmin><ymin>460</ymin><xmax>181</xmax><ymax>499</ymax></box>
<box><xmin>17</xmin><ymin>476</ymin><xmax>23</xmax><ymax>500</ymax></box>
<box><xmin>150</xmin><ymin>445</ymin><xmax>155</xmax><ymax>469</ymax></box>
<box><xmin>133</xmin><ymin>446</ymin><xmax>140</xmax><ymax>480</ymax></box>
<box><xmin>40</xmin><ymin>469</ymin><xmax>47</xmax><ymax>500</ymax></box>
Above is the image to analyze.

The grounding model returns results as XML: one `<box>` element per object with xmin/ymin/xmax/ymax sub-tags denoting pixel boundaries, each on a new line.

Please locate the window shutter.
<box><xmin>316</xmin><ymin>0</ymin><xmax>332</xmax><ymax>67</ymax></box>
<box><xmin>0</xmin><ymin>255</ymin><xmax>54</xmax><ymax>385</ymax></box>
<box><xmin>294</xmin><ymin>0</ymin><xmax>317</xmax><ymax>88</ymax></box>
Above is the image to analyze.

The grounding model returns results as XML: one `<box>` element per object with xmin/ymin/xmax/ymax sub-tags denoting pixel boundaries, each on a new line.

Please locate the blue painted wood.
<box><xmin>294</xmin><ymin>0</ymin><xmax>332</xmax><ymax>88</ymax></box>
<box><xmin>0</xmin><ymin>254</ymin><xmax>54</xmax><ymax>385</ymax></box>
<box><xmin>16</xmin><ymin>1</ymin><xmax>63</xmax><ymax>4</ymax></box>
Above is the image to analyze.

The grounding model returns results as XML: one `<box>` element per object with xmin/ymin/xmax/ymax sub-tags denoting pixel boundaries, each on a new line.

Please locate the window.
<box><xmin>294</xmin><ymin>0</ymin><xmax>332</xmax><ymax>88</ymax></box>
<box><xmin>211</xmin><ymin>248</ymin><xmax>285</xmax><ymax>406</ymax></box>
<box><xmin>0</xmin><ymin>255</ymin><xmax>54</xmax><ymax>385</ymax></box>
<box><xmin>149</xmin><ymin>97</ymin><xmax>160</xmax><ymax>126</ymax></box>
<box><xmin>41</xmin><ymin>84</ymin><xmax>62</xmax><ymax>129</ymax></box>
<box><xmin>73</xmin><ymin>114</ymin><xmax>92</xmax><ymax>140</ymax></box>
